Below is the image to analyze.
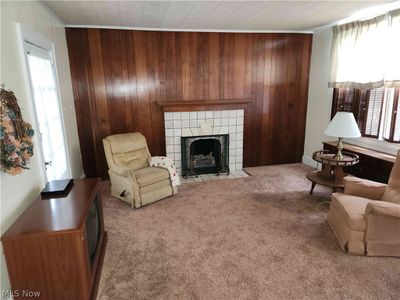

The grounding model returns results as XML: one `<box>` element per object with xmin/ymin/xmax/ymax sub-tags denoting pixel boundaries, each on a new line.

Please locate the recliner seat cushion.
<box><xmin>331</xmin><ymin>193</ymin><xmax>373</xmax><ymax>231</ymax></box>
<box><xmin>140</xmin><ymin>179</ymin><xmax>171</xmax><ymax>195</ymax></box>
<box><xmin>134</xmin><ymin>167</ymin><xmax>170</xmax><ymax>187</ymax></box>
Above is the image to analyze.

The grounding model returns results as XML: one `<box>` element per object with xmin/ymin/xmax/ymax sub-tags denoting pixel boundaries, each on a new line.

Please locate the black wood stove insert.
<box><xmin>181</xmin><ymin>134</ymin><xmax>229</xmax><ymax>177</ymax></box>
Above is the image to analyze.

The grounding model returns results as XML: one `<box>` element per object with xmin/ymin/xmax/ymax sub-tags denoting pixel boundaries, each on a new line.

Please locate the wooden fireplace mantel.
<box><xmin>157</xmin><ymin>99</ymin><xmax>251</xmax><ymax>112</ymax></box>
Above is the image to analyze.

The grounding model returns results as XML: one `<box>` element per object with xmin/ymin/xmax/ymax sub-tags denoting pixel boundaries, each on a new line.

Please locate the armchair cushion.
<box><xmin>107</xmin><ymin>132</ymin><xmax>148</xmax><ymax>153</ymax></box>
<box><xmin>134</xmin><ymin>167</ymin><xmax>170</xmax><ymax>187</ymax></box>
<box><xmin>365</xmin><ymin>201</ymin><xmax>400</xmax><ymax>219</ymax></box>
<box><xmin>331</xmin><ymin>193</ymin><xmax>372</xmax><ymax>231</ymax></box>
<box><xmin>149</xmin><ymin>156</ymin><xmax>181</xmax><ymax>187</ymax></box>
<box><xmin>344</xmin><ymin>176</ymin><xmax>387</xmax><ymax>200</ymax></box>
<box><xmin>113</xmin><ymin>148</ymin><xmax>149</xmax><ymax>171</ymax></box>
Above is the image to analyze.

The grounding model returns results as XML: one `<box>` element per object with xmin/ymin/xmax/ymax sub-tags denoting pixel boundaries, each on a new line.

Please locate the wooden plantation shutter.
<box><xmin>391</xmin><ymin>89</ymin><xmax>400</xmax><ymax>142</ymax></box>
<box><xmin>363</xmin><ymin>88</ymin><xmax>384</xmax><ymax>138</ymax></box>
<box><xmin>353</xmin><ymin>89</ymin><xmax>368</xmax><ymax>130</ymax></box>
<box><xmin>383</xmin><ymin>88</ymin><xmax>395</xmax><ymax>140</ymax></box>
<box><xmin>331</xmin><ymin>88</ymin><xmax>368</xmax><ymax>130</ymax></box>
<box><xmin>331</xmin><ymin>88</ymin><xmax>355</xmax><ymax>118</ymax></box>
<box><xmin>382</xmin><ymin>88</ymin><xmax>400</xmax><ymax>143</ymax></box>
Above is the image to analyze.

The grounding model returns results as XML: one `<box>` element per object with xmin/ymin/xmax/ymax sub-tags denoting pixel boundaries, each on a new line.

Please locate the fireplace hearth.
<box><xmin>181</xmin><ymin>135</ymin><xmax>229</xmax><ymax>177</ymax></box>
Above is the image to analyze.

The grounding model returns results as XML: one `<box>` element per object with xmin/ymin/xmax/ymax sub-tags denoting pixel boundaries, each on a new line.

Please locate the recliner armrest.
<box><xmin>365</xmin><ymin>201</ymin><xmax>400</xmax><ymax>219</ymax></box>
<box><xmin>344</xmin><ymin>177</ymin><xmax>387</xmax><ymax>200</ymax></box>
<box><xmin>110</xmin><ymin>165</ymin><xmax>133</xmax><ymax>177</ymax></box>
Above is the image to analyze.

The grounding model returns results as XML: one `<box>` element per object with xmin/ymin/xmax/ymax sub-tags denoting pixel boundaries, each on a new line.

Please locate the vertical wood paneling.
<box><xmin>66</xmin><ymin>29</ymin><xmax>312</xmax><ymax>178</ymax></box>
<box><xmin>100</xmin><ymin>30</ymin><xmax>127</xmax><ymax>134</ymax></box>
<box><xmin>125</xmin><ymin>31</ymin><xmax>140</xmax><ymax>133</ymax></box>
<box><xmin>66</xmin><ymin>29</ymin><xmax>97</xmax><ymax>177</ymax></box>
<box><xmin>260</xmin><ymin>34</ymin><xmax>273</xmax><ymax>165</ymax></box>
<box><xmin>180</xmin><ymin>32</ymin><xmax>191</xmax><ymax>101</ymax></box>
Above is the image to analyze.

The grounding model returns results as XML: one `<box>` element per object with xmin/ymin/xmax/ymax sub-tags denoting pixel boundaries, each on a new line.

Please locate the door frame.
<box><xmin>17</xmin><ymin>23</ymin><xmax>71</xmax><ymax>181</ymax></box>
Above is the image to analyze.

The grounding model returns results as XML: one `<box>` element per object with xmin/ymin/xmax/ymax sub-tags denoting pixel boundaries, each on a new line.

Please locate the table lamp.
<box><xmin>324</xmin><ymin>112</ymin><xmax>361</xmax><ymax>160</ymax></box>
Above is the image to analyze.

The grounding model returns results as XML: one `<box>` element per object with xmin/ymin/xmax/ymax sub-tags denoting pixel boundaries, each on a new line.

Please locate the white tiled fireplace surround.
<box><xmin>164</xmin><ymin>109</ymin><xmax>244</xmax><ymax>176</ymax></box>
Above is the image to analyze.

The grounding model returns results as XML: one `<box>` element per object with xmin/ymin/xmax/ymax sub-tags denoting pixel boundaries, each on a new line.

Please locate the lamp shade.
<box><xmin>324</xmin><ymin>112</ymin><xmax>361</xmax><ymax>138</ymax></box>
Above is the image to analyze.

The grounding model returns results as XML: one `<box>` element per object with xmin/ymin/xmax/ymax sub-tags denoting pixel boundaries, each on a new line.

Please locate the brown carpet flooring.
<box><xmin>97</xmin><ymin>163</ymin><xmax>400</xmax><ymax>300</ymax></box>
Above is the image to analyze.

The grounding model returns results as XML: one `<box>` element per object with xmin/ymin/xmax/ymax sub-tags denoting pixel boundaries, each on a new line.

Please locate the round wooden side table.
<box><xmin>306</xmin><ymin>150</ymin><xmax>359</xmax><ymax>194</ymax></box>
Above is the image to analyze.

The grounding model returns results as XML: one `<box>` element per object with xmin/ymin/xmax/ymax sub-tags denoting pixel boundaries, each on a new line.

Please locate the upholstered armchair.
<box><xmin>103</xmin><ymin>132</ymin><xmax>177</xmax><ymax>208</ymax></box>
<box><xmin>327</xmin><ymin>150</ymin><xmax>400</xmax><ymax>257</ymax></box>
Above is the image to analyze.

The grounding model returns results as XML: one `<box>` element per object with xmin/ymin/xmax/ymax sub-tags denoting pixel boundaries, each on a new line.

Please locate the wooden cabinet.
<box><xmin>323</xmin><ymin>141</ymin><xmax>396</xmax><ymax>183</ymax></box>
<box><xmin>1</xmin><ymin>178</ymin><xmax>107</xmax><ymax>300</ymax></box>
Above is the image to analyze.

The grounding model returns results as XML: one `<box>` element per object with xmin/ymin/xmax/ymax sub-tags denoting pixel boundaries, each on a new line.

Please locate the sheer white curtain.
<box><xmin>329</xmin><ymin>9</ymin><xmax>400</xmax><ymax>89</ymax></box>
<box><xmin>386</xmin><ymin>10</ymin><xmax>400</xmax><ymax>86</ymax></box>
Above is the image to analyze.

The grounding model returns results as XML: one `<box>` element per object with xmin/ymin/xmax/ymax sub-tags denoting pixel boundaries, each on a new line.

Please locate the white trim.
<box><xmin>312</xmin><ymin>24</ymin><xmax>333</xmax><ymax>33</ymax></box>
<box><xmin>16</xmin><ymin>24</ymin><xmax>48</xmax><ymax>182</ymax></box>
<box><xmin>18</xmin><ymin>25</ymin><xmax>52</xmax><ymax>52</ymax></box>
<box><xmin>17</xmin><ymin>23</ymin><xmax>72</xmax><ymax>181</ymax></box>
<box><xmin>65</xmin><ymin>24</ymin><xmax>313</xmax><ymax>34</ymax></box>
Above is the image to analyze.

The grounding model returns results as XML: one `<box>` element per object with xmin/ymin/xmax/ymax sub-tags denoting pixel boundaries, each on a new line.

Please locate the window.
<box><xmin>24</xmin><ymin>41</ymin><xmax>70</xmax><ymax>180</ymax></box>
<box><xmin>332</xmin><ymin>87</ymin><xmax>400</xmax><ymax>143</ymax></box>
<box><xmin>329</xmin><ymin>9</ymin><xmax>400</xmax><ymax>144</ymax></box>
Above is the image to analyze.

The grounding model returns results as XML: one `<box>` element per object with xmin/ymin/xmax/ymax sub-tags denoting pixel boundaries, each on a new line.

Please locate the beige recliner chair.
<box><xmin>103</xmin><ymin>132</ymin><xmax>177</xmax><ymax>208</ymax></box>
<box><xmin>327</xmin><ymin>150</ymin><xmax>400</xmax><ymax>257</ymax></box>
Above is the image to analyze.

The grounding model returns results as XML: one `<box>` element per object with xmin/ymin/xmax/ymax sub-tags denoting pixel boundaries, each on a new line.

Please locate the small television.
<box><xmin>85</xmin><ymin>194</ymin><xmax>102</xmax><ymax>270</ymax></box>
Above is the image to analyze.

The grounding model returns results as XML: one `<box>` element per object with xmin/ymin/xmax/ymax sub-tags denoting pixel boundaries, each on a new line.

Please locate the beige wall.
<box><xmin>303</xmin><ymin>28</ymin><xmax>333</xmax><ymax>167</ymax></box>
<box><xmin>0</xmin><ymin>0</ymin><xmax>83</xmax><ymax>293</ymax></box>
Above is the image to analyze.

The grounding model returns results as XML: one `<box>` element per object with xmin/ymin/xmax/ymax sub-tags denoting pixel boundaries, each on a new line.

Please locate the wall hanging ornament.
<box><xmin>0</xmin><ymin>84</ymin><xmax>34</xmax><ymax>175</ymax></box>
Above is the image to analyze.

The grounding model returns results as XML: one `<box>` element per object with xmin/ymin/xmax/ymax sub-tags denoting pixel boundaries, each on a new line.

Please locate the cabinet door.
<box><xmin>2</xmin><ymin>232</ymin><xmax>90</xmax><ymax>300</ymax></box>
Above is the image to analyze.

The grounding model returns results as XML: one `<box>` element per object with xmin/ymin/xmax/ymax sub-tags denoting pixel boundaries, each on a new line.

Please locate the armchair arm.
<box><xmin>107</xmin><ymin>166</ymin><xmax>141</xmax><ymax>208</ymax></box>
<box><xmin>344</xmin><ymin>177</ymin><xmax>387</xmax><ymax>200</ymax></box>
<box><xmin>364</xmin><ymin>201</ymin><xmax>400</xmax><ymax>256</ymax></box>
<box><xmin>365</xmin><ymin>201</ymin><xmax>400</xmax><ymax>219</ymax></box>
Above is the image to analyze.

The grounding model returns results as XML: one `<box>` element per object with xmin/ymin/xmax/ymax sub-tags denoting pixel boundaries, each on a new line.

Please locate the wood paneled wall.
<box><xmin>66</xmin><ymin>29</ymin><xmax>312</xmax><ymax>178</ymax></box>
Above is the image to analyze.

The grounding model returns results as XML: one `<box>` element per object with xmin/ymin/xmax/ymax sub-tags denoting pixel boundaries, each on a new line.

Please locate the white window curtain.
<box><xmin>329</xmin><ymin>9</ymin><xmax>400</xmax><ymax>89</ymax></box>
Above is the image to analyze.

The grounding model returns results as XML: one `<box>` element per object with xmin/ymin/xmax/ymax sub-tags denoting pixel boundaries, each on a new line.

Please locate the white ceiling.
<box><xmin>42</xmin><ymin>0</ymin><xmax>398</xmax><ymax>32</ymax></box>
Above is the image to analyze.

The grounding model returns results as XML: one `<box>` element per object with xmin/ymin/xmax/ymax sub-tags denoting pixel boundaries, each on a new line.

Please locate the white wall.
<box><xmin>0</xmin><ymin>0</ymin><xmax>83</xmax><ymax>295</ymax></box>
<box><xmin>303</xmin><ymin>28</ymin><xmax>333</xmax><ymax>167</ymax></box>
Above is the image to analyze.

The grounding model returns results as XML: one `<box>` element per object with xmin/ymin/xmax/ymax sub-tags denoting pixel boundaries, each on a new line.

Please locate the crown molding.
<box><xmin>65</xmin><ymin>24</ymin><xmax>313</xmax><ymax>34</ymax></box>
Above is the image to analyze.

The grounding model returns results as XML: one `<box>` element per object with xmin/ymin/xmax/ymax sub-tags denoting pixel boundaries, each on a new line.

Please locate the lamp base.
<box><xmin>334</xmin><ymin>137</ymin><xmax>344</xmax><ymax>160</ymax></box>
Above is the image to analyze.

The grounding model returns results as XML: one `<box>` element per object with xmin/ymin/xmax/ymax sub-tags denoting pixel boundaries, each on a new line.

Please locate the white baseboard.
<box><xmin>80</xmin><ymin>173</ymin><xmax>86</xmax><ymax>179</ymax></box>
<box><xmin>302</xmin><ymin>155</ymin><xmax>319</xmax><ymax>169</ymax></box>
